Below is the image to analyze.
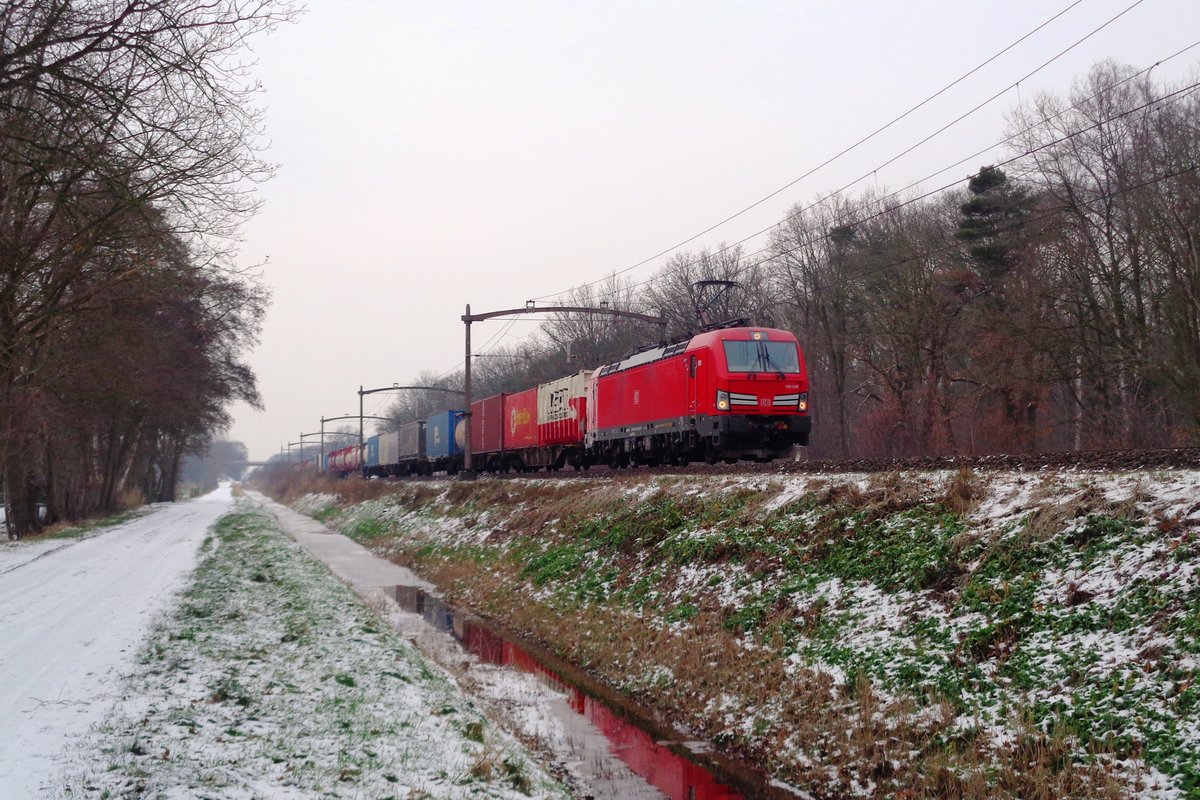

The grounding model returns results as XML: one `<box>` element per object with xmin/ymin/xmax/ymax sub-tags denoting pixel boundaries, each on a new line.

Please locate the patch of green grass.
<box><xmin>37</xmin><ymin>508</ymin><xmax>150</xmax><ymax>540</ymax></box>
<box><xmin>276</xmin><ymin>474</ymin><xmax>1199</xmax><ymax>798</ymax></box>
<box><xmin>802</xmin><ymin>508</ymin><xmax>967</xmax><ymax>592</ymax></box>
<box><xmin>345</xmin><ymin>516</ymin><xmax>389</xmax><ymax>540</ymax></box>
<box><xmin>521</xmin><ymin>542</ymin><xmax>590</xmax><ymax>585</ymax></box>
<box><xmin>312</xmin><ymin>504</ymin><xmax>340</xmax><ymax>522</ymax></box>
<box><xmin>665</xmin><ymin>603</ymin><xmax>699</xmax><ymax>624</ymax></box>
<box><xmin>724</xmin><ymin>596</ymin><xmax>770</xmax><ymax>634</ymax></box>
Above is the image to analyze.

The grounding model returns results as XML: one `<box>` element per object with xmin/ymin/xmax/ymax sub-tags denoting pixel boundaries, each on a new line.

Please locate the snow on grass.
<box><xmin>55</xmin><ymin>501</ymin><xmax>567</xmax><ymax>799</ymax></box>
<box><xmin>291</xmin><ymin>492</ymin><xmax>339</xmax><ymax>517</ymax></box>
<box><xmin>281</xmin><ymin>468</ymin><xmax>1200</xmax><ymax>798</ymax></box>
<box><xmin>0</xmin><ymin>508</ymin><xmax>152</xmax><ymax>573</ymax></box>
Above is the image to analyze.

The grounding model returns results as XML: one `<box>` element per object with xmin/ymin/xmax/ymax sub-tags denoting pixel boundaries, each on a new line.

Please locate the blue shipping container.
<box><xmin>425</xmin><ymin>411</ymin><xmax>465</xmax><ymax>458</ymax></box>
<box><xmin>365</xmin><ymin>434</ymin><xmax>381</xmax><ymax>468</ymax></box>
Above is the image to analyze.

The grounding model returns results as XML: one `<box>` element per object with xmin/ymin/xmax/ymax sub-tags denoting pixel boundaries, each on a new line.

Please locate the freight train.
<box><xmin>323</xmin><ymin>324</ymin><xmax>810</xmax><ymax>476</ymax></box>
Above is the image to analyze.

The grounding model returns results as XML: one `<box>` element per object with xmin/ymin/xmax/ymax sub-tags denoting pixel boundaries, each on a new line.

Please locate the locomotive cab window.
<box><xmin>723</xmin><ymin>340</ymin><xmax>800</xmax><ymax>374</ymax></box>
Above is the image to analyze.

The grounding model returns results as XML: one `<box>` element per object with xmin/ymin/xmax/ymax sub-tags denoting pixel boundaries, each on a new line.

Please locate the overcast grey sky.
<box><xmin>226</xmin><ymin>0</ymin><xmax>1200</xmax><ymax>461</ymax></box>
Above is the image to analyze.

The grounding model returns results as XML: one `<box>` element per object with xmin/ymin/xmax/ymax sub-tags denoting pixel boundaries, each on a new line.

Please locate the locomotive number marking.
<box><xmin>760</xmin><ymin>398</ymin><xmax>772</xmax><ymax>407</ymax></box>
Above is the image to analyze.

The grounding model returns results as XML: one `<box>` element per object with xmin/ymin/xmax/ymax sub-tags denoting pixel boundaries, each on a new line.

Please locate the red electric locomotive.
<box><xmin>585</xmin><ymin>325</ymin><xmax>810</xmax><ymax>465</ymax></box>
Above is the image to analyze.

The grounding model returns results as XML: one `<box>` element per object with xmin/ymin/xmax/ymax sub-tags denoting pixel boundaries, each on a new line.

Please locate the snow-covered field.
<box><xmin>0</xmin><ymin>488</ymin><xmax>234</xmax><ymax>798</ymax></box>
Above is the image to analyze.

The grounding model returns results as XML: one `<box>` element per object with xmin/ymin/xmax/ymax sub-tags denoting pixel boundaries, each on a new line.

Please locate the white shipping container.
<box><xmin>379</xmin><ymin>430</ymin><xmax>399</xmax><ymax>466</ymax></box>
<box><xmin>537</xmin><ymin>370</ymin><xmax>592</xmax><ymax>424</ymax></box>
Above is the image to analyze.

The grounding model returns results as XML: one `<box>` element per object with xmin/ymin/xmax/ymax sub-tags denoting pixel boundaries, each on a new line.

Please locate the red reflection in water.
<box><xmin>458</xmin><ymin>613</ymin><xmax>742</xmax><ymax>800</ymax></box>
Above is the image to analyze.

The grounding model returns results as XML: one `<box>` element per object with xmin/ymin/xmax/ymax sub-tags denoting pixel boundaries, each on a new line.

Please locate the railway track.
<box><xmin>378</xmin><ymin>446</ymin><xmax>1200</xmax><ymax>483</ymax></box>
<box><xmin>777</xmin><ymin>445</ymin><xmax>1200</xmax><ymax>475</ymax></box>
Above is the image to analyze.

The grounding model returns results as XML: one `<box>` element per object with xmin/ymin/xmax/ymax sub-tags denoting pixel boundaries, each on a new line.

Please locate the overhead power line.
<box><xmin>587</xmin><ymin>0</ymin><xmax>1157</xmax><ymax>303</ymax></box>
<box><xmin>422</xmin><ymin>151</ymin><xmax>1199</xmax><ymax>391</ymax></box>
<box><xmin>431</xmin><ymin>67</ymin><xmax>1198</xmax><ymax>387</ymax></box>
<box><xmin>744</xmin><ymin>80</ymin><xmax>1200</xmax><ymax>281</ymax></box>
<box><xmin>428</xmin><ymin>0</ymin><xmax>1168</xmax><ymax>383</ymax></box>
<box><xmin>798</xmin><ymin>161</ymin><xmax>1200</xmax><ymax>289</ymax></box>
<box><xmin>606</xmin><ymin>55</ymin><xmax>1200</xmax><ymax>300</ymax></box>
<box><xmin>532</xmin><ymin>0</ymin><xmax>1125</xmax><ymax>302</ymax></box>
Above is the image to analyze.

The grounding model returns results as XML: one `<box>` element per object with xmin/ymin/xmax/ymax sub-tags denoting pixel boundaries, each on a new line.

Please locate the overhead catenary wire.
<box><xmin>742</xmin><ymin>81</ymin><xmax>1200</xmax><ymax>283</ymax></box>
<box><xmin>423</xmin><ymin>1</ymin><xmax>1177</xmax><ymax>386</ymax></box>
<box><xmin>530</xmin><ymin>0</ymin><xmax>1138</xmax><ymax>303</ymax></box>
<box><xmin>789</xmin><ymin>160</ymin><xmax>1200</xmax><ymax>290</ymax></box>
<box><xmin>605</xmin><ymin>68</ymin><xmax>1200</xmax><ymax>300</ymax></box>
<box><xmin>582</xmin><ymin>0</ymin><xmax>1165</xmax><ymax>305</ymax></box>
<box><xmin>668</xmin><ymin>45</ymin><xmax>1200</xmax><ymax>294</ymax></box>
<box><xmin>418</xmin><ymin>145</ymin><xmax>1193</xmax><ymax>394</ymax></box>
<box><xmin>423</xmin><ymin>73</ymin><xmax>1200</xmax><ymax>388</ymax></box>
<box><xmin>475</xmin><ymin>315</ymin><xmax>520</xmax><ymax>354</ymax></box>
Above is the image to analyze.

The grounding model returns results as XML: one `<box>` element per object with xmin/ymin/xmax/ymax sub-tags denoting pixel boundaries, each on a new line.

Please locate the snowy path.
<box><xmin>0</xmin><ymin>487</ymin><xmax>233</xmax><ymax>799</ymax></box>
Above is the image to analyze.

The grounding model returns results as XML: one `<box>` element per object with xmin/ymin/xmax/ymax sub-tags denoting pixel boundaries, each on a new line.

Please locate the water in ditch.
<box><xmin>391</xmin><ymin>585</ymin><xmax>801</xmax><ymax>800</ymax></box>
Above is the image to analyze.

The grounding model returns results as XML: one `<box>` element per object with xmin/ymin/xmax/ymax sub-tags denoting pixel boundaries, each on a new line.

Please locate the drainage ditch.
<box><xmin>392</xmin><ymin>585</ymin><xmax>804</xmax><ymax>800</ymax></box>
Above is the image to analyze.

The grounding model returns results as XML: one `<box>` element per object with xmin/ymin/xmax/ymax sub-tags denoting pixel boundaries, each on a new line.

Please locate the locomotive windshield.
<box><xmin>723</xmin><ymin>340</ymin><xmax>801</xmax><ymax>374</ymax></box>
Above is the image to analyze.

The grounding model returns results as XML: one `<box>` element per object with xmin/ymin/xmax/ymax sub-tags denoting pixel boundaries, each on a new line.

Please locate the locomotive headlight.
<box><xmin>798</xmin><ymin>392</ymin><xmax>809</xmax><ymax>412</ymax></box>
<box><xmin>716</xmin><ymin>390</ymin><xmax>730</xmax><ymax>411</ymax></box>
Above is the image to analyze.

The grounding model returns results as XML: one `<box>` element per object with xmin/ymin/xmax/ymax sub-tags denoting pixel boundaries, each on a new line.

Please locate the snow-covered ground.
<box><xmin>0</xmin><ymin>488</ymin><xmax>234</xmax><ymax>799</ymax></box>
<box><xmin>296</xmin><ymin>468</ymin><xmax>1200</xmax><ymax>798</ymax></box>
<box><xmin>255</xmin><ymin>492</ymin><xmax>677</xmax><ymax>799</ymax></box>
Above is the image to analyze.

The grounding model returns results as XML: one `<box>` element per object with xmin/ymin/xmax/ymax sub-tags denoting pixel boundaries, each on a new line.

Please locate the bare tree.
<box><xmin>766</xmin><ymin>196</ymin><xmax>873</xmax><ymax>458</ymax></box>
<box><xmin>1008</xmin><ymin>61</ymin><xmax>1200</xmax><ymax>447</ymax></box>
<box><xmin>641</xmin><ymin>244</ymin><xmax>775</xmax><ymax>341</ymax></box>
<box><xmin>542</xmin><ymin>275</ymin><xmax>657</xmax><ymax>366</ymax></box>
<box><xmin>0</xmin><ymin>0</ymin><xmax>292</xmax><ymax>535</ymax></box>
<box><xmin>379</xmin><ymin>370</ymin><xmax>466</xmax><ymax>431</ymax></box>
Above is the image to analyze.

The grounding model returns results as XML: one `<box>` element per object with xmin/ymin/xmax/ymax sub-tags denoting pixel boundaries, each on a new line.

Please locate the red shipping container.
<box><xmin>470</xmin><ymin>393</ymin><xmax>505</xmax><ymax>455</ymax></box>
<box><xmin>503</xmin><ymin>388</ymin><xmax>538</xmax><ymax>449</ymax></box>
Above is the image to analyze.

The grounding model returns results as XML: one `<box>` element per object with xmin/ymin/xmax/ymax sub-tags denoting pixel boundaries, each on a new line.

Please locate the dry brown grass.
<box><xmin>117</xmin><ymin>486</ymin><xmax>146</xmax><ymax>510</ymax></box>
<box><xmin>942</xmin><ymin>466</ymin><xmax>983</xmax><ymax>515</ymax></box>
